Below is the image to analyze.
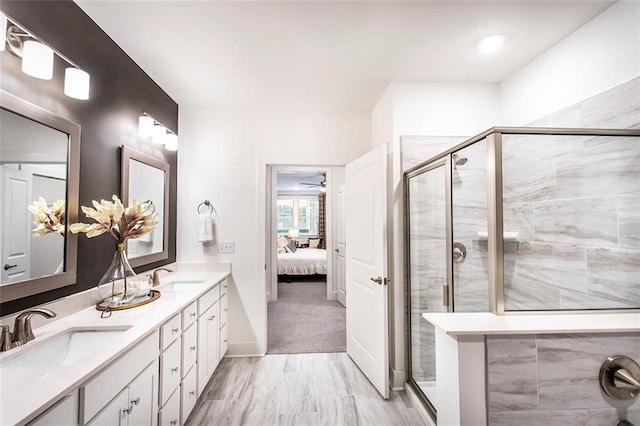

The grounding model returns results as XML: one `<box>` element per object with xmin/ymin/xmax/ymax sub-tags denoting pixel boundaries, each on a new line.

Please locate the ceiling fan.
<box><xmin>300</xmin><ymin>180</ymin><xmax>327</xmax><ymax>192</ymax></box>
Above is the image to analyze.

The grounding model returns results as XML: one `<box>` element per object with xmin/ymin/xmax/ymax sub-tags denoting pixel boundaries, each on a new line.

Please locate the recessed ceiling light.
<box><xmin>477</xmin><ymin>34</ymin><xmax>506</xmax><ymax>54</ymax></box>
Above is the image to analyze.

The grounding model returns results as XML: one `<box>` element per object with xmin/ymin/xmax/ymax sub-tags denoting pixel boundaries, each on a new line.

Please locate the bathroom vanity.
<box><xmin>0</xmin><ymin>270</ymin><xmax>229</xmax><ymax>425</ymax></box>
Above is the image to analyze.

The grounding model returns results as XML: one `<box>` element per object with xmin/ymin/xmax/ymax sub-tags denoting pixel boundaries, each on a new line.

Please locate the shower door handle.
<box><xmin>452</xmin><ymin>242</ymin><xmax>467</xmax><ymax>263</ymax></box>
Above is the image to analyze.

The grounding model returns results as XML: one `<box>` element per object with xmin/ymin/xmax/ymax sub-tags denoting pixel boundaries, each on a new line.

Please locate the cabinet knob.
<box><xmin>172</xmin><ymin>366</ymin><xmax>179</xmax><ymax>373</ymax></box>
<box><xmin>131</xmin><ymin>397</ymin><xmax>140</xmax><ymax>406</ymax></box>
<box><xmin>170</xmin><ymin>420</ymin><xmax>178</xmax><ymax>426</ymax></box>
<box><xmin>171</xmin><ymin>327</ymin><xmax>179</xmax><ymax>333</ymax></box>
<box><xmin>123</xmin><ymin>406</ymin><xmax>133</xmax><ymax>415</ymax></box>
<box><xmin>190</xmin><ymin>312</ymin><xmax>197</xmax><ymax>318</ymax></box>
<box><xmin>189</xmin><ymin>390</ymin><xmax>196</xmax><ymax>396</ymax></box>
<box><xmin>190</xmin><ymin>345</ymin><xmax>196</xmax><ymax>351</ymax></box>
<box><xmin>224</xmin><ymin>308</ymin><xmax>228</xmax><ymax>312</ymax></box>
<box><xmin>209</xmin><ymin>315</ymin><xmax>215</xmax><ymax>321</ymax></box>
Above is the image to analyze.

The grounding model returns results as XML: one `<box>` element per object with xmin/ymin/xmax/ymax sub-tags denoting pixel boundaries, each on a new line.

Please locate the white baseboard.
<box><xmin>226</xmin><ymin>341</ymin><xmax>263</xmax><ymax>357</ymax></box>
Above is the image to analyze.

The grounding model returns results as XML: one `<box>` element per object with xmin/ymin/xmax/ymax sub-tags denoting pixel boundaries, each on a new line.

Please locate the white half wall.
<box><xmin>177</xmin><ymin>107</ymin><xmax>371</xmax><ymax>356</ymax></box>
<box><xmin>500</xmin><ymin>1</ymin><xmax>640</xmax><ymax>126</ymax></box>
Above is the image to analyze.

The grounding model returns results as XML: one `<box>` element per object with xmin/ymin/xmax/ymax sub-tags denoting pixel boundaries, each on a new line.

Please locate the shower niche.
<box><xmin>404</xmin><ymin>127</ymin><xmax>640</xmax><ymax>419</ymax></box>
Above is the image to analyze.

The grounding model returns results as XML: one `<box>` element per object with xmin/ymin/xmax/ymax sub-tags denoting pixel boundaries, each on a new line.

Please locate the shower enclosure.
<box><xmin>404</xmin><ymin>127</ymin><xmax>640</xmax><ymax>419</ymax></box>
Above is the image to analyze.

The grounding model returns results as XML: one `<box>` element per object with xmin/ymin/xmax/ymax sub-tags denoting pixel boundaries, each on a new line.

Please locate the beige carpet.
<box><xmin>267</xmin><ymin>281</ymin><xmax>346</xmax><ymax>354</ymax></box>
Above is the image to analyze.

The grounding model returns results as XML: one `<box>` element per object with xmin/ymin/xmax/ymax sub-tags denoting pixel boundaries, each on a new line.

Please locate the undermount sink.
<box><xmin>1</xmin><ymin>326</ymin><xmax>131</xmax><ymax>368</ymax></box>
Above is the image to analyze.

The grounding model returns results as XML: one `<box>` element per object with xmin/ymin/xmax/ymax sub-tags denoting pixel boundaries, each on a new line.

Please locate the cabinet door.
<box><xmin>182</xmin><ymin>323</ymin><xmax>197</xmax><ymax>377</ymax></box>
<box><xmin>181</xmin><ymin>364</ymin><xmax>198</xmax><ymax>423</ymax></box>
<box><xmin>127</xmin><ymin>361</ymin><xmax>158</xmax><ymax>426</ymax></box>
<box><xmin>219</xmin><ymin>323</ymin><xmax>228</xmax><ymax>360</ymax></box>
<box><xmin>87</xmin><ymin>388</ymin><xmax>128</xmax><ymax>426</ymax></box>
<box><xmin>197</xmin><ymin>301</ymin><xmax>219</xmax><ymax>396</ymax></box>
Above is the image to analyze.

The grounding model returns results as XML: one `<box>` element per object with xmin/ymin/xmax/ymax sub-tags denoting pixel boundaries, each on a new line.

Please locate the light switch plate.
<box><xmin>219</xmin><ymin>241</ymin><xmax>235</xmax><ymax>253</ymax></box>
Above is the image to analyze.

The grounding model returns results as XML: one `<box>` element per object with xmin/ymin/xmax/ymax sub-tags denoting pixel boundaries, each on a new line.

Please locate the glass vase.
<box><xmin>97</xmin><ymin>243</ymin><xmax>138</xmax><ymax>307</ymax></box>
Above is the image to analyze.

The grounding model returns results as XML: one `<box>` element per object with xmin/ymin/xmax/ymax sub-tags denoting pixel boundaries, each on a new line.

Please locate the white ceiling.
<box><xmin>277</xmin><ymin>171</ymin><xmax>325</xmax><ymax>194</ymax></box>
<box><xmin>75</xmin><ymin>0</ymin><xmax>614</xmax><ymax>110</ymax></box>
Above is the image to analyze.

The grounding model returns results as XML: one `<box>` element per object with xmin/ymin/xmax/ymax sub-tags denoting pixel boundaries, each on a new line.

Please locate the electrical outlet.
<box><xmin>219</xmin><ymin>241</ymin><xmax>235</xmax><ymax>253</ymax></box>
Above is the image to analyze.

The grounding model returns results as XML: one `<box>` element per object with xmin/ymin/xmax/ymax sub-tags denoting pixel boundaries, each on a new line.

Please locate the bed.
<box><xmin>277</xmin><ymin>248</ymin><xmax>327</xmax><ymax>275</ymax></box>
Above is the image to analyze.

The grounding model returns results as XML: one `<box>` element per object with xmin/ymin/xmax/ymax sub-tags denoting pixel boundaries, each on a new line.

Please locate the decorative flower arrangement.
<box><xmin>70</xmin><ymin>195</ymin><xmax>157</xmax><ymax>243</ymax></box>
<box><xmin>28</xmin><ymin>197</ymin><xmax>66</xmax><ymax>237</ymax></box>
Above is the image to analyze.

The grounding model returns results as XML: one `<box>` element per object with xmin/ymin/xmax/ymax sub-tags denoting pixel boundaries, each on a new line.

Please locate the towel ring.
<box><xmin>197</xmin><ymin>200</ymin><xmax>216</xmax><ymax>216</ymax></box>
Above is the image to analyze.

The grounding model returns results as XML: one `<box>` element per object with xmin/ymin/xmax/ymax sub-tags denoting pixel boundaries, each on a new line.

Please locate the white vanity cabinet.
<box><xmin>80</xmin><ymin>330</ymin><xmax>160</xmax><ymax>425</ymax></box>
<box><xmin>30</xmin><ymin>390</ymin><xmax>79</xmax><ymax>425</ymax></box>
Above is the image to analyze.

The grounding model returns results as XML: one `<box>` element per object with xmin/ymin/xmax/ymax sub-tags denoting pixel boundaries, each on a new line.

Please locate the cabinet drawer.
<box><xmin>161</xmin><ymin>314</ymin><xmax>182</xmax><ymax>351</ymax></box>
<box><xmin>220</xmin><ymin>323</ymin><xmax>228</xmax><ymax>359</ymax></box>
<box><xmin>158</xmin><ymin>388</ymin><xmax>180</xmax><ymax>426</ymax></box>
<box><xmin>219</xmin><ymin>292</ymin><xmax>228</xmax><ymax>328</ymax></box>
<box><xmin>160</xmin><ymin>339</ymin><xmax>182</xmax><ymax>406</ymax></box>
<box><xmin>198</xmin><ymin>285</ymin><xmax>220</xmax><ymax>315</ymax></box>
<box><xmin>182</xmin><ymin>301</ymin><xmax>198</xmax><ymax>330</ymax></box>
<box><xmin>181</xmin><ymin>323</ymin><xmax>197</xmax><ymax>377</ymax></box>
<box><xmin>80</xmin><ymin>330</ymin><xmax>159</xmax><ymax>424</ymax></box>
<box><xmin>181</xmin><ymin>364</ymin><xmax>198</xmax><ymax>423</ymax></box>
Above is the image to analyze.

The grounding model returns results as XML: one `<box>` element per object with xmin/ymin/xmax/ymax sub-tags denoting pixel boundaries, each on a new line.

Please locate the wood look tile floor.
<box><xmin>185</xmin><ymin>353</ymin><xmax>428</xmax><ymax>426</ymax></box>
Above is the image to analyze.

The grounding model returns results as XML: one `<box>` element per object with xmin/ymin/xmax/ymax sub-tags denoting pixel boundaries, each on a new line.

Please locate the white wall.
<box><xmin>372</xmin><ymin>84</ymin><xmax>394</xmax><ymax>148</ymax></box>
<box><xmin>177</xmin><ymin>107</ymin><xmax>370</xmax><ymax>355</ymax></box>
<box><xmin>500</xmin><ymin>1</ymin><xmax>640</xmax><ymax>125</ymax></box>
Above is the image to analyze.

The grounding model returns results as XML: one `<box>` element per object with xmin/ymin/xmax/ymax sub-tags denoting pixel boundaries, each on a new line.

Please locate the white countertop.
<box><xmin>422</xmin><ymin>312</ymin><xmax>640</xmax><ymax>336</ymax></box>
<box><xmin>0</xmin><ymin>271</ymin><xmax>228</xmax><ymax>426</ymax></box>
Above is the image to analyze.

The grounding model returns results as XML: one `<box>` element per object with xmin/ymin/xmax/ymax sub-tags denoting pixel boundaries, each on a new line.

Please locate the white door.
<box><xmin>345</xmin><ymin>145</ymin><xmax>389</xmax><ymax>399</ymax></box>
<box><xmin>2</xmin><ymin>167</ymin><xmax>32</xmax><ymax>284</ymax></box>
<box><xmin>335</xmin><ymin>184</ymin><xmax>346</xmax><ymax>307</ymax></box>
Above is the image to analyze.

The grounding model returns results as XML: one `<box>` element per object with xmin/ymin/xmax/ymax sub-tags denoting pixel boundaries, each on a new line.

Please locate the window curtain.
<box><xmin>318</xmin><ymin>192</ymin><xmax>326</xmax><ymax>249</ymax></box>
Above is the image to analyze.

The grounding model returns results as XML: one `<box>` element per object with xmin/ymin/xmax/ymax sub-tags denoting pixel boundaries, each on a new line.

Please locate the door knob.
<box><xmin>370</xmin><ymin>276</ymin><xmax>387</xmax><ymax>285</ymax></box>
<box><xmin>335</xmin><ymin>248</ymin><xmax>340</xmax><ymax>253</ymax></box>
<box><xmin>4</xmin><ymin>264</ymin><xmax>17</xmax><ymax>271</ymax></box>
<box><xmin>452</xmin><ymin>242</ymin><xmax>467</xmax><ymax>263</ymax></box>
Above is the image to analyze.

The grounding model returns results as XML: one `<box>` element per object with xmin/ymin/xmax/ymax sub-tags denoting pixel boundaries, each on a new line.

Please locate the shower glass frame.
<box><xmin>403</xmin><ymin>126</ymin><xmax>640</xmax><ymax>420</ymax></box>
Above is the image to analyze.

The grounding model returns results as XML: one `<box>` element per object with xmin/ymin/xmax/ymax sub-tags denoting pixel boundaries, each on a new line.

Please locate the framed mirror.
<box><xmin>0</xmin><ymin>90</ymin><xmax>80</xmax><ymax>302</ymax></box>
<box><xmin>121</xmin><ymin>145</ymin><xmax>169</xmax><ymax>267</ymax></box>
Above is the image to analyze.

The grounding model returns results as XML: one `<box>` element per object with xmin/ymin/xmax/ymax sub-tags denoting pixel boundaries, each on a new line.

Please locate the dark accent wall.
<box><xmin>0</xmin><ymin>0</ymin><xmax>178</xmax><ymax>315</ymax></box>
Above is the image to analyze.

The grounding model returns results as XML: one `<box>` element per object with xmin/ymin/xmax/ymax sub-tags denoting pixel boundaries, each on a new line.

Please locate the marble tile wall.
<box><xmin>487</xmin><ymin>333</ymin><xmax>640</xmax><ymax>425</ymax></box>
<box><xmin>502</xmin><ymin>77</ymin><xmax>640</xmax><ymax>310</ymax></box>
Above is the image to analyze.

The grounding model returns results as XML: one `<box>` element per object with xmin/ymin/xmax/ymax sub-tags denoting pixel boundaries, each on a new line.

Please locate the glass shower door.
<box><xmin>406</xmin><ymin>159</ymin><xmax>449</xmax><ymax>414</ymax></box>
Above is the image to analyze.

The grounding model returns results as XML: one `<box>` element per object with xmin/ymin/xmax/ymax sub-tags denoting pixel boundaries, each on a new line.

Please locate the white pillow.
<box><xmin>277</xmin><ymin>236</ymin><xmax>289</xmax><ymax>248</ymax></box>
<box><xmin>308</xmin><ymin>238</ymin><xmax>320</xmax><ymax>249</ymax></box>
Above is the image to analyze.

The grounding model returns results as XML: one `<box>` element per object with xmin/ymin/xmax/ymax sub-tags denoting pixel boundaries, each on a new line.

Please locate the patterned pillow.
<box><xmin>308</xmin><ymin>238</ymin><xmax>320</xmax><ymax>249</ymax></box>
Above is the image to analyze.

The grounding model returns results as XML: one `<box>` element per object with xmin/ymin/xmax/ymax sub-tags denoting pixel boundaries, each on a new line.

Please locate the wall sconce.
<box><xmin>2</xmin><ymin>13</ymin><xmax>91</xmax><ymax>99</ymax></box>
<box><xmin>138</xmin><ymin>112</ymin><xmax>178</xmax><ymax>151</ymax></box>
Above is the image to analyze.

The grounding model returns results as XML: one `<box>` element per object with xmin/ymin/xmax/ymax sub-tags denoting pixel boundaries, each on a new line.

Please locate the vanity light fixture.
<box><xmin>165</xmin><ymin>133</ymin><xmax>178</xmax><ymax>151</ymax></box>
<box><xmin>2</xmin><ymin>13</ymin><xmax>91</xmax><ymax>99</ymax></box>
<box><xmin>152</xmin><ymin>123</ymin><xmax>167</xmax><ymax>145</ymax></box>
<box><xmin>0</xmin><ymin>12</ymin><xmax>7</xmax><ymax>52</ymax></box>
<box><xmin>138</xmin><ymin>112</ymin><xmax>178</xmax><ymax>151</ymax></box>
<box><xmin>477</xmin><ymin>34</ymin><xmax>506</xmax><ymax>54</ymax></box>
<box><xmin>64</xmin><ymin>67</ymin><xmax>90</xmax><ymax>100</ymax></box>
<box><xmin>21</xmin><ymin>40</ymin><xmax>53</xmax><ymax>80</ymax></box>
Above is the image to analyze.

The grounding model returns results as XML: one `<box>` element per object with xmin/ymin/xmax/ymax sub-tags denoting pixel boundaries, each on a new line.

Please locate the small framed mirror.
<box><xmin>121</xmin><ymin>145</ymin><xmax>170</xmax><ymax>267</ymax></box>
<box><xmin>0</xmin><ymin>90</ymin><xmax>80</xmax><ymax>302</ymax></box>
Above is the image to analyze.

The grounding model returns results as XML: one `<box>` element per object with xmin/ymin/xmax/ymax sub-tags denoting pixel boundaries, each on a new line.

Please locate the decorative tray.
<box><xmin>96</xmin><ymin>289</ymin><xmax>161</xmax><ymax>312</ymax></box>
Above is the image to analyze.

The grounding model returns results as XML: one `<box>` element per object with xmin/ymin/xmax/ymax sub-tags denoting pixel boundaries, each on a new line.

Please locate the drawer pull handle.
<box><xmin>189</xmin><ymin>390</ymin><xmax>196</xmax><ymax>396</ymax></box>
<box><xmin>172</xmin><ymin>366</ymin><xmax>179</xmax><ymax>373</ymax></box>
<box><xmin>190</xmin><ymin>345</ymin><xmax>196</xmax><ymax>351</ymax></box>
<box><xmin>172</xmin><ymin>327</ymin><xmax>179</xmax><ymax>333</ymax></box>
<box><xmin>131</xmin><ymin>397</ymin><xmax>140</xmax><ymax>406</ymax></box>
<box><xmin>170</xmin><ymin>420</ymin><xmax>178</xmax><ymax>426</ymax></box>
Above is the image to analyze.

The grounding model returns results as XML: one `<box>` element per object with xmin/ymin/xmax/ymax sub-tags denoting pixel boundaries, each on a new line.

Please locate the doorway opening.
<box><xmin>266</xmin><ymin>165</ymin><xmax>346</xmax><ymax>354</ymax></box>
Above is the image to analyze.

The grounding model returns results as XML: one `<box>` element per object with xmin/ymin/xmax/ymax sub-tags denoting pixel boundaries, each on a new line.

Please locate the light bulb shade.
<box><xmin>64</xmin><ymin>68</ymin><xmax>90</xmax><ymax>100</ymax></box>
<box><xmin>152</xmin><ymin>124</ymin><xmax>166</xmax><ymax>144</ymax></box>
<box><xmin>287</xmin><ymin>229</ymin><xmax>299</xmax><ymax>238</ymax></box>
<box><xmin>22</xmin><ymin>40</ymin><xmax>54</xmax><ymax>80</ymax></box>
<box><xmin>0</xmin><ymin>12</ymin><xmax>7</xmax><ymax>53</ymax></box>
<box><xmin>165</xmin><ymin>133</ymin><xmax>178</xmax><ymax>151</ymax></box>
<box><xmin>138</xmin><ymin>115</ymin><xmax>154</xmax><ymax>138</ymax></box>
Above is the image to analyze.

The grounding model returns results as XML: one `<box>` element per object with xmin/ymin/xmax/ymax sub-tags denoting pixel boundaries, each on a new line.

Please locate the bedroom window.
<box><xmin>277</xmin><ymin>196</ymin><xmax>320</xmax><ymax>236</ymax></box>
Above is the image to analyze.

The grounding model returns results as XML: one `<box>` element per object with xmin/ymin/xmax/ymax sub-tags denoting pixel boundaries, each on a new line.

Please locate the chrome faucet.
<box><xmin>0</xmin><ymin>308</ymin><xmax>56</xmax><ymax>351</ymax></box>
<box><xmin>151</xmin><ymin>267</ymin><xmax>173</xmax><ymax>285</ymax></box>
